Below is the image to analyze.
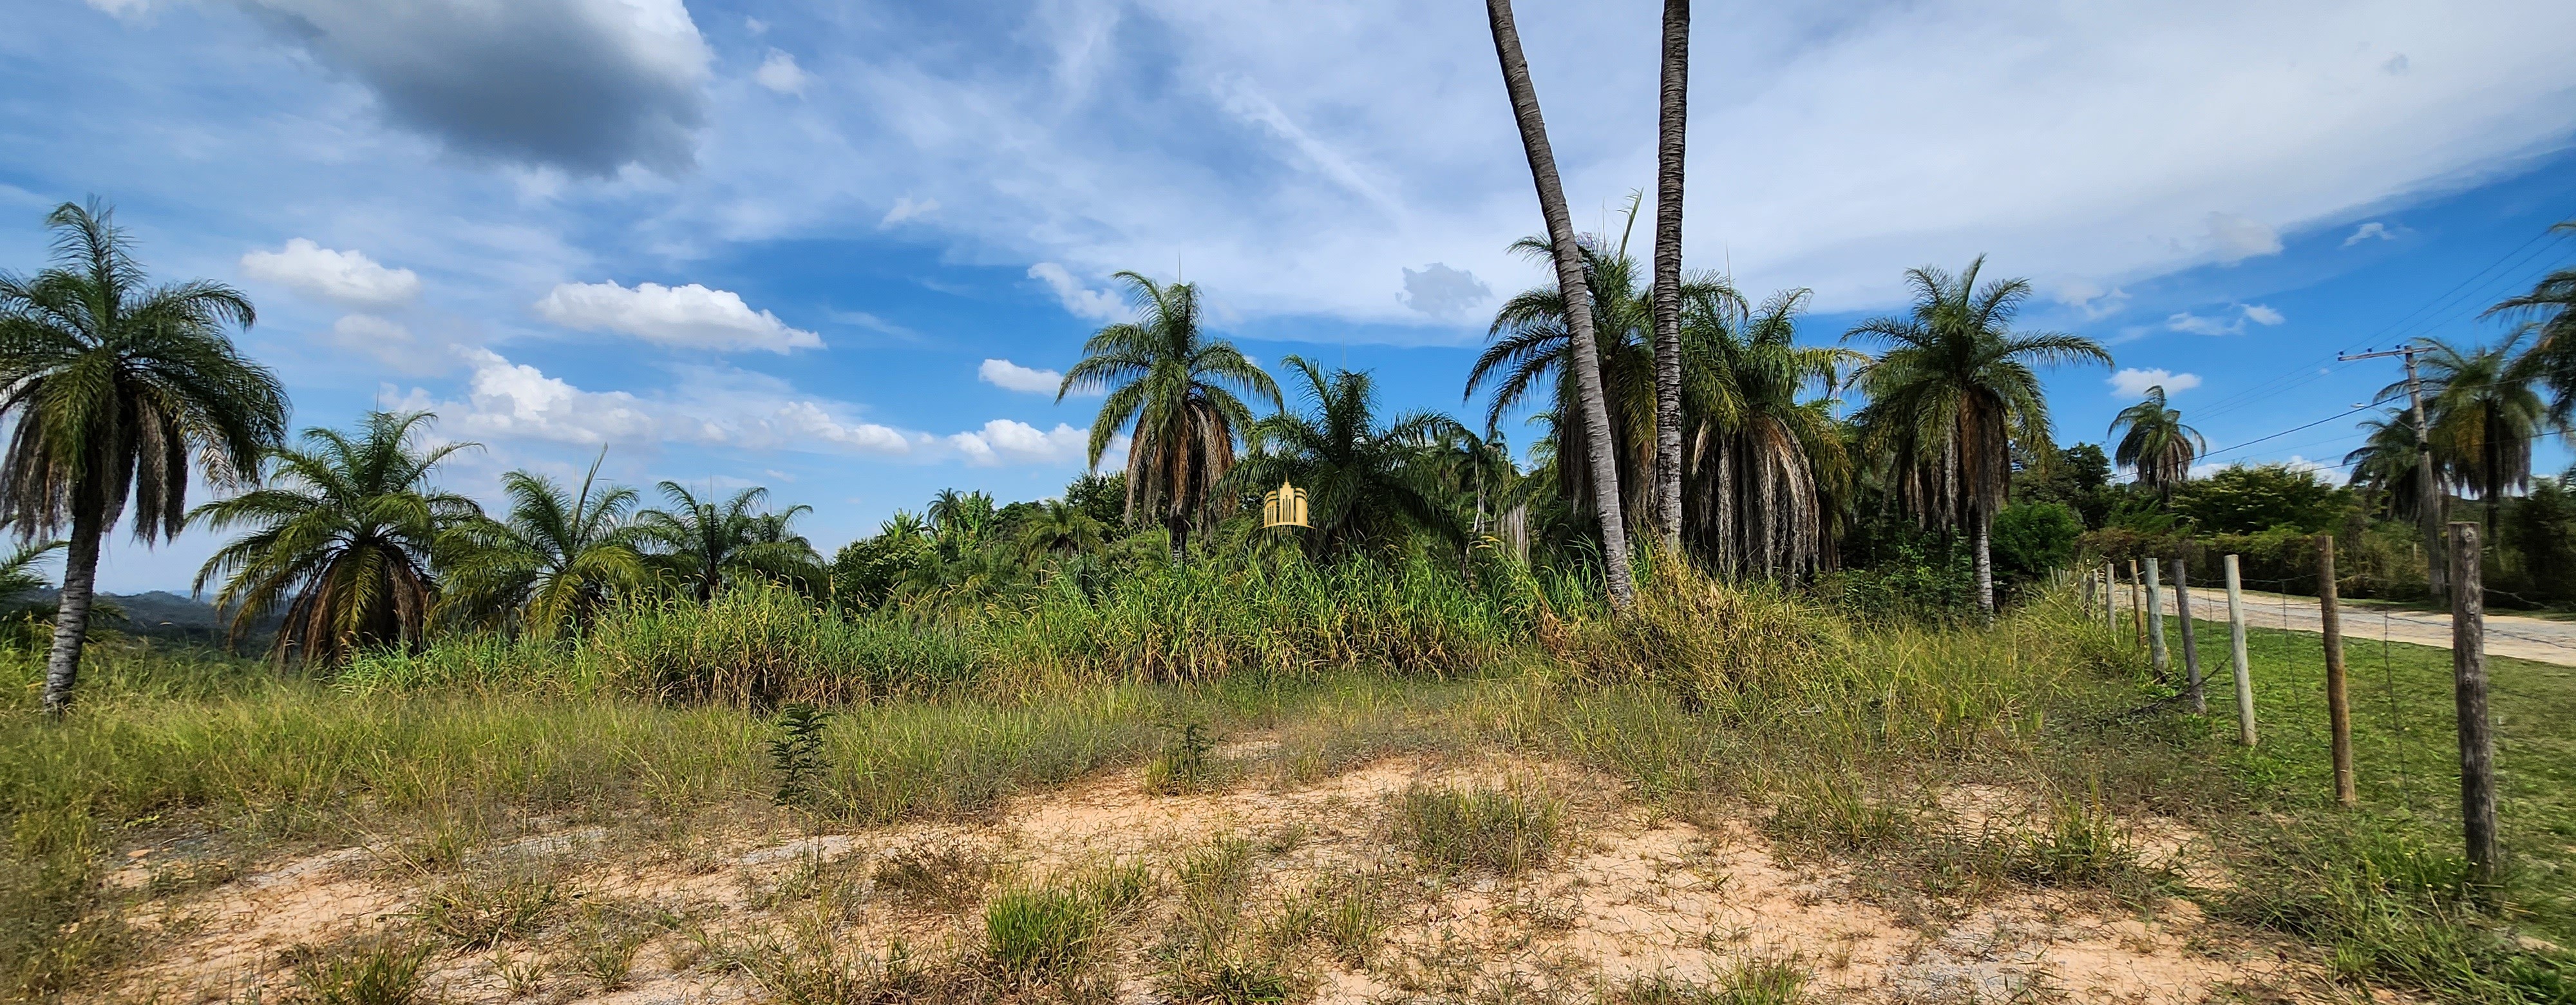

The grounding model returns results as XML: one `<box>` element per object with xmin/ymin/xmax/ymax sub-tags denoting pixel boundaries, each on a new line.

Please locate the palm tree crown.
<box><xmin>440</xmin><ymin>455</ymin><xmax>647</xmax><ymax>636</ymax></box>
<box><xmin>2108</xmin><ymin>385</ymin><xmax>2206</xmax><ymax>499</ymax></box>
<box><xmin>1231</xmin><ymin>356</ymin><xmax>1471</xmax><ymax>555</ymax></box>
<box><xmin>190</xmin><ymin>410</ymin><xmax>480</xmax><ymax>666</ymax></box>
<box><xmin>1844</xmin><ymin>255</ymin><xmax>2110</xmax><ymax>613</ymax></box>
<box><xmin>636</xmin><ymin>482</ymin><xmax>819</xmax><ymax>602</ymax></box>
<box><xmin>2486</xmin><ymin>220</ymin><xmax>2576</xmax><ymax>426</ymax></box>
<box><xmin>1684</xmin><ymin>288</ymin><xmax>1859</xmax><ymax>582</ymax></box>
<box><xmin>1059</xmin><ymin>273</ymin><xmax>1278</xmax><ymax>555</ymax></box>
<box><xmin>2410</xmin><ymin>334</ymin><xmax>2543</xmax><ymax>524</ymax></box>
<box><xmin>0</xmin><ymin>199</ymin><xmax>289</xmax><ymax>711</ymax></box>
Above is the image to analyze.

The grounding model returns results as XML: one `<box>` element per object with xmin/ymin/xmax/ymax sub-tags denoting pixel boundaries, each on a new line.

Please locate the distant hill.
<box><xmin>23</xmin><ymin>588</ymin><xmax>279</xmax><ymax>651</ymax></box>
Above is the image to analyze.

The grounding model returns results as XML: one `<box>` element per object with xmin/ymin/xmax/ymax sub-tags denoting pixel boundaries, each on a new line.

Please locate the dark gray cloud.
<box><xmin>243</xmin><ymin>0</ymin><xmax>711</xmax><ymax>176</ymax></box>
<box><xmin>1400</xmin><ymin>263</ymin><xmax>1491</xmax><ymax>318</ymax></box>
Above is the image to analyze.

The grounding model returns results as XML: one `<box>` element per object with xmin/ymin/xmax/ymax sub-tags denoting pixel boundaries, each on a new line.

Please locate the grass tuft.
<box><xmin>286</xmin><ymin>935</ymin><xmax>432</xmax><ymax>1005</ymax></box>
<box><xmin>983</xmin><ymin>886</ymin><xmax>1102</xmax><ymax>977</ymax></box>
<box><xmin>1394</xmin><ymin>783</ymin><xmax>1564</xmax><ymax>875</ymax></box>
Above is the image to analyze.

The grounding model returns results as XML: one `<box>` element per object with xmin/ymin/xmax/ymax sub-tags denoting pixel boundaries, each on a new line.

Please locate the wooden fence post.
<box><xmin>2450</xmin><ymin>522</ymin><xmax>2498</xmax><ymax>885</ymax></box>
<box><xmin>2128</xmin><ymin>560</ymin><xmax>2145</xmax><ymax>647</ymax></box>
<box><xmin>2223</xmin><ymin>554</ymin><xmax>2256</xmax><ymax>746</ymax></box>
<box><xmin>2318</xmin><ymin>534</ymin><xmax>2355</xmax><ymax>807</ymax></box>
<box><xmin>2173</xmin><ymin>557</ymin><xmax>2204</xmax><ymax>714</ymax></box>
<box><xmin>2103</xmin><ymin>562</ymin><xmax>2117</xmax><ymax>630</ymax></box>
<box><xmin>2081</xmin><ymin>566</ymin><xmax>2096</xmax><ymax>611</ymax></box>
<box><xmin>2145</xmin><ymin>560</ymin><xmax>2168</xmax><ymax>680</ymax></box>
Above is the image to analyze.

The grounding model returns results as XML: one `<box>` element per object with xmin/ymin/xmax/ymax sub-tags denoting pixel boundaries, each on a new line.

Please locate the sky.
<box><xmin>2</xmin><ymin>0</ymin><xmax>2573</xmax><ymax>593</ymax></box>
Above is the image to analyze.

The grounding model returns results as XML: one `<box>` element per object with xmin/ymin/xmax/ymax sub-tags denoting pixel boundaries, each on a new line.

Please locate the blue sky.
<box><xmin>3</xmin><ymin>0</ymin><xmax>2573</xmax><ymax>592</ymax></box>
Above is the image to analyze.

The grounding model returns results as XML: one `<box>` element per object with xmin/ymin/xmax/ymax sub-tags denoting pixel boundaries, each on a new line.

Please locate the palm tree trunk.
<box><xmin>39</xmin><ymin>507</ymin><xmax>104</xmax><ymax>714</ymax></box>
<box><xmin>1486</xmin><ymin>0</ymin><xmax>1636</xmax><ymax>608</ymax></box>
<box><xmin>1649</xmin><ymin>0</ymin><xmax>1689</xmax><ymax>557</ymax></box>
<box><xmin>1972</xmin><ymin>507</ymin><xmax>1996</xmax><ymax>618</ymax></box>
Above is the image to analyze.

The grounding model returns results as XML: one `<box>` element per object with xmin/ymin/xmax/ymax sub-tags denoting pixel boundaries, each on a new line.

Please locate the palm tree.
<box><xmin>1059</xmin><ymin>273</ymin><xmax>1278</xmax><ymax>560</ymax></box>
<box><xmin>926</xmin><ymin>488</ymin><xmax>999</xmax><ymax>558</ymax></box>
<box><xmin>0</xmin><ymin>200</ymin><xmax>289</xmax><ymax>712</ymax></box>
<box><xmin>2486</xmin><ymin>220</ymin><xmax>2576</xmax><ymax>426</ymax></box>
<box><xmin>440</xmin><ymin>454</ymin><xmax>647</xmax><ymax>636</ymax></box>
<box><xmin>636</xmin><ymin>482</ymin><xmax>818</xmax><ymax>602</ymax></box>
<box><xmin>2345</xmin><ymin>411</ymin><xmax>2432</xmax><ymax>522</ymax></box>
<box><xmin>189</xmin><ymin>411</ymin><xmax>480</xmax><ymax>667</ymax></box>
<box><xmin>0</xmin><ymin>539</ymin><xmax>63</xmax><ymax>611</ymax></box>
<box><xmin>1229</xmin><ymin>356</ymin><xmax>1472</xmax><ymax>555</ymax></box>
<box><xmin>1844</xmin><ymin>256</ymin><xmax>2110</xmax><ymax>615</ymax></box>
<box><xmin>1470</xmin><ymin>228</ymin><xmax>1743</xmax><ymax>541</ymax></box>
<box><xmin>1649</xmin><ymin>0</ymin><xmax>1692</xmax><ymax>554</ymax></box>
<box><xmin>1683</xmin><ymin>289</ymin><xmax>1859</xmax><ymax>582</ymax></box>
<box><xmin>1482</xmin><ymin>0</ymin><xmax>1637</xmax><ymax>608</ymax></box>
<box><xmin>1016</xmin><ymin>499</ymin><xmax>1105</xmax><ymax>562</ymax></box>
<box><xmin>2414</xmin><ymin>334</ymin><xmax>2544</xmax><ymax>530</ymax></box>
<box><xmin>2108</xmin><ymin>386</ymin><xmax>2206</xmax><ymax>499</ymax></box>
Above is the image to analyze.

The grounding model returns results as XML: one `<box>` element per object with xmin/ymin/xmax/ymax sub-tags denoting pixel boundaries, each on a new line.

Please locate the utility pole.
<box><xmin>2340</xmin><ymin>346</ymin><xmax>2446</xmax><ymax>602</ymax></box>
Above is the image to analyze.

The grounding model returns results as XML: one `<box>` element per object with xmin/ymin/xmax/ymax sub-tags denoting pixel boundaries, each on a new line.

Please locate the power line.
<box><xmin>2200</xmin><ymin>404</ymin><xmax>2374</xmax><ymax>459</ymax></box>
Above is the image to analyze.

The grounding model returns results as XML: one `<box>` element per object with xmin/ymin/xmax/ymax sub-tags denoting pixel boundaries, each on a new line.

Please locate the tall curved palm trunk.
<box><xmin>0</xmin><ymin>200</ymin><xmax>288</xmax><ymax>712</ymax></box>
<box><xmin>1650</xmin><ymin>0</ymin><xmax>1690</xmax><ymax>554</ymax></box>
<box><xmin>1484</xmin><ymin>0</ymin><xmax>1636</xmax><ymax>607</ymax></box>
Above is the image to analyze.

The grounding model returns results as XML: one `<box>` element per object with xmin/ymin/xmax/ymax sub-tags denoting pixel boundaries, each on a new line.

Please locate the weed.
<box><xmin>1157</xmin><ymin>955</ymin><xmax>1303</xmax><ymax>1004</ymax></box>
<box><xmin>1613</xmin><ymin>956</ymin><xmax>1809</xmax><ymax>1004</ymax></box>
<box><xmin>487</xmin><ymin>948</ymin><xmax>544</xmax><ymax>999</ymax></box>
<box><xmin>0</xmin><ymin>807</ymin><xmax>125</xmax><ymax>1002</ymax></box>
<box><xmin>1144</xmin><ymin>721</ymin><xmax>1225</xmax><ymax>795</ymax></box>
<box><xmin>1763</xmin><ymin>778</ymin><xmax>1913</xmax><ymax>856</ymax></box>
<box><xmin>1179</xmin><ymin>836</ymin><xmax>1256</xmax><ymax>897</ymax></box>
<box><xmin>983</xmin><ymin>886</ymin><xmax>1101</xmax><ymax>977</ymax></box>
<box><xmin>2006</xmin><ymin>796</ymin><xmax>2155</xmax><ymax>891</ymax></box>
<box><xmin>1073</xmin><ymin>859</ymin><xmax>1155</xmax><ymax>916</ymax></box>
<box><xmin>1394</xmin><ymin>783</ymin><xmax>1564</xmax><ymax>875</ymax></box>
<box><xmin>408</xmin><ymin>864</ymin><xmax>560</xmax><ymax>950</ymax></box>
<box><xmin>564</xmin><ymin>905</ymin><xmax>654</xmax><ymax>992</ymax></box>
<box><xmin>769</xmin><ymin>703</ymin><xmax>836</xmax><ymax>809</ymax></box>
<box><xmin>871</xmin><ymin>841</ymin><xmax>989</xmax><ymax>911</ymax></box>
<box><xmin>287</xmin><ymin>935</ymin><xmax>432</xmax><ymax>1005</ymax></box>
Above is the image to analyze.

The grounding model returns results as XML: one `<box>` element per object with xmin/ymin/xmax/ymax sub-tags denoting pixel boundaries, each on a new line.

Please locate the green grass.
<box><xmin>1</xmin><ymin>569</ymin><xmax>2571</xmax><ymax>1003</ymax></box>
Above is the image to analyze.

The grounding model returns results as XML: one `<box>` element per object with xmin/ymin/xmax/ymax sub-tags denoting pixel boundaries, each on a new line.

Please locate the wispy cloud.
<box><xmin>2108</xmin><ymin>368</ymin><xmax>2203</xmax><ymax>397</ymax></box>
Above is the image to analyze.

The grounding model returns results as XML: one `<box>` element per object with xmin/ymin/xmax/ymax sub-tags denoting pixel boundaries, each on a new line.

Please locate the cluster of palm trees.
<box><xmin>195</xmin><ymin>412</ymin><xmax>823</xmax><ymax>666</ymax></box>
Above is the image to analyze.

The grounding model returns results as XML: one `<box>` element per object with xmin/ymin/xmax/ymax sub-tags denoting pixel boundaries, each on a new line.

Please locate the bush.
<box><xmin>1992</xmin><ymin>501</ymin><xmax>2081</xmax><ymax>584</ymax></box>
<box><xmin>2172</xmin><ymin>464</ymin><xmax>2354</xmax><ymax>535</ymax></box>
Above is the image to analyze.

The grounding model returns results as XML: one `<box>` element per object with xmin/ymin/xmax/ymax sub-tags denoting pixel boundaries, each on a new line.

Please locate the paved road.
<box><xmin>2103</xmin><ymin>584</ymin><xmax>2576</xmax><ymax>667</ymax></box>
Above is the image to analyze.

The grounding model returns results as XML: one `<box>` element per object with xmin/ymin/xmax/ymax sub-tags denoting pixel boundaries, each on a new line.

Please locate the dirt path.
<box><xmin>2108</xmin><ymin>583</ymin><xmax>2576</xmax><ymax>667</ymax></box>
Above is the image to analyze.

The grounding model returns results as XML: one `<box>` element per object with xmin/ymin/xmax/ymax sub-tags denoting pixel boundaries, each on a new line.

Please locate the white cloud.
<box><xmin>2166</xmin><ymin>303</ymin><xmax>2285</xmax><ymax>336</ymax></box>
<box><xmin>533</xmin><ymin>280</ymin><xmax>822</xmax><ymax>352</ymax></box>
<box><xmin>2202</xmin><ymin>212</ymin><xmax>2284</xmax><ymax>263</ymax></box>
<box><xmin>979</xmin><ymin>358</ymin><xmax>1065</xmax><ymax>395</ymax></box>
<box><xmin>1027</xmin><ymin>263</ymin><xmax>1127</xmax><ymax>321</ymax></box>
<box><xmin>437</xmin><ymin>349</ymin><xmax>669</xmax><ymax>446</ymax></box>
<box><xmin>949</xmin><ymin>420</ymin><xmax>1088</xmax><ymax>466</ymax></box>
<box><xmin>2053</xmin><ymin>279</ymin><xmax>2132</xmax><ymax>320</ymax></box>
<box><xmin>81</xmin><ymin>0</ymin><xmax>153</xmax><ymax>20</ymax></box>
<box><xmin>755</xmin><ymin>49</ymin><xmax>809</xmax><ymax>95</ymax></box>
<box><xmin>1399</xmin><ymin>263</ymin><xmax>1492</xmax><ymax>317</ymax></box>
<box><xmin>324</xmin><ymin>313</ymin><xmax>458</xmax><ymax>377</ymax></box>
<box><xmin>880</xmin><ymin>195</ymin><xmax>939</xmax><ymax>227</ymax></box>
<box><xmin>2108</xmin><ymin>368</ymin><xmax>2203</xmax><ymax>397</ymax></box>
<box><xmin>240</xmin><ymin>238</ymin><xmax>421</xmax><ymax>307</ymax></box>
<box><xmin>2344</xmin><ymin>221</ymin><xmax>2396</xmax><ymax>245</ymax></box>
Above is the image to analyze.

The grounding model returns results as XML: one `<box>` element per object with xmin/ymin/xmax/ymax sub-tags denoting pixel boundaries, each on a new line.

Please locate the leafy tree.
<box><xmin>927</xmin><ymin>488</ymin><xmax>998</xmax><ymax>559</ymax></box>
<box><xmin>2503</xmin><ymin>468</ymin><xmax>2576</xmax><ymax>605</ymax></box>
<box><xmin>189</xmin><ymin>411</ymin><xmax>479</xmax><ymax>667</ymax></box>
<box><xmin>829</xmin><ymin>511</ymin><xmax>931</xmax><ymax>609</ymax></box>
<box><xmin>2412</xmin><ymin>334</ymin><xmax>2543</xmax><ymax>530</ymax></box>
<box><xmin>2173</xmin><ymin>463</ymin><xmax>2353</xmax><ymax>535</ymax></box>
<box><xmin>1063</xmin><ymin>472</ymin><xmax>1128</xmax><ymax>531</ymax></box>
<box><xmin>1229</xmin><ymin>356</ymin><xmax>1470</xmax><ymax>555</ymax></box>
<box><xmin>2108</xmin><ymin>385</ymin><xmax>2205</xmax><ymax>499</ymax></box>
<box><xmin>1681</xmin><ymin>288</ymin><xmax>1857</xmax><ymax>582</ymax></box>
<box><xmin>440</xmin><ymin>456</ymin><xmax>647</xmax><ymax>636</ymax></box>
<box><xmin>636</xmin><ymin>482</ymin><xmax>819</xmax><ymax>603</ymax></box>
<box><xmin>0</xmin><ymin>199</ymin><xmax>290</xmax><ymax>712</ymax></box>
<box><xmin>1844</xmin><ymin>256</ymin><xmax>2110</xmax><ymax>615</ymax></box>
<box><xmin>1059</xmin><ymin>273</ymin><xmax>1278</xmax><ymax>560</ymax></box>
<box><xmin>1990</xmin><ymin>501</ymin><xmax>2080</xmax><ymax>584</ymax></box>
<box><xmin>2014</xmin><ymin>443</ymin><xmax>2113</xmax><ymax>528</ymax></box>
<box><xmin>2485</xmin><ymin>219</ymin><xmax>2576</xmax><ymax>425</ymax></box>
<box><xmin>1482</xmin><ymin>0</ymin><xmax>1639</xmax><ymax>606</ymax></box>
